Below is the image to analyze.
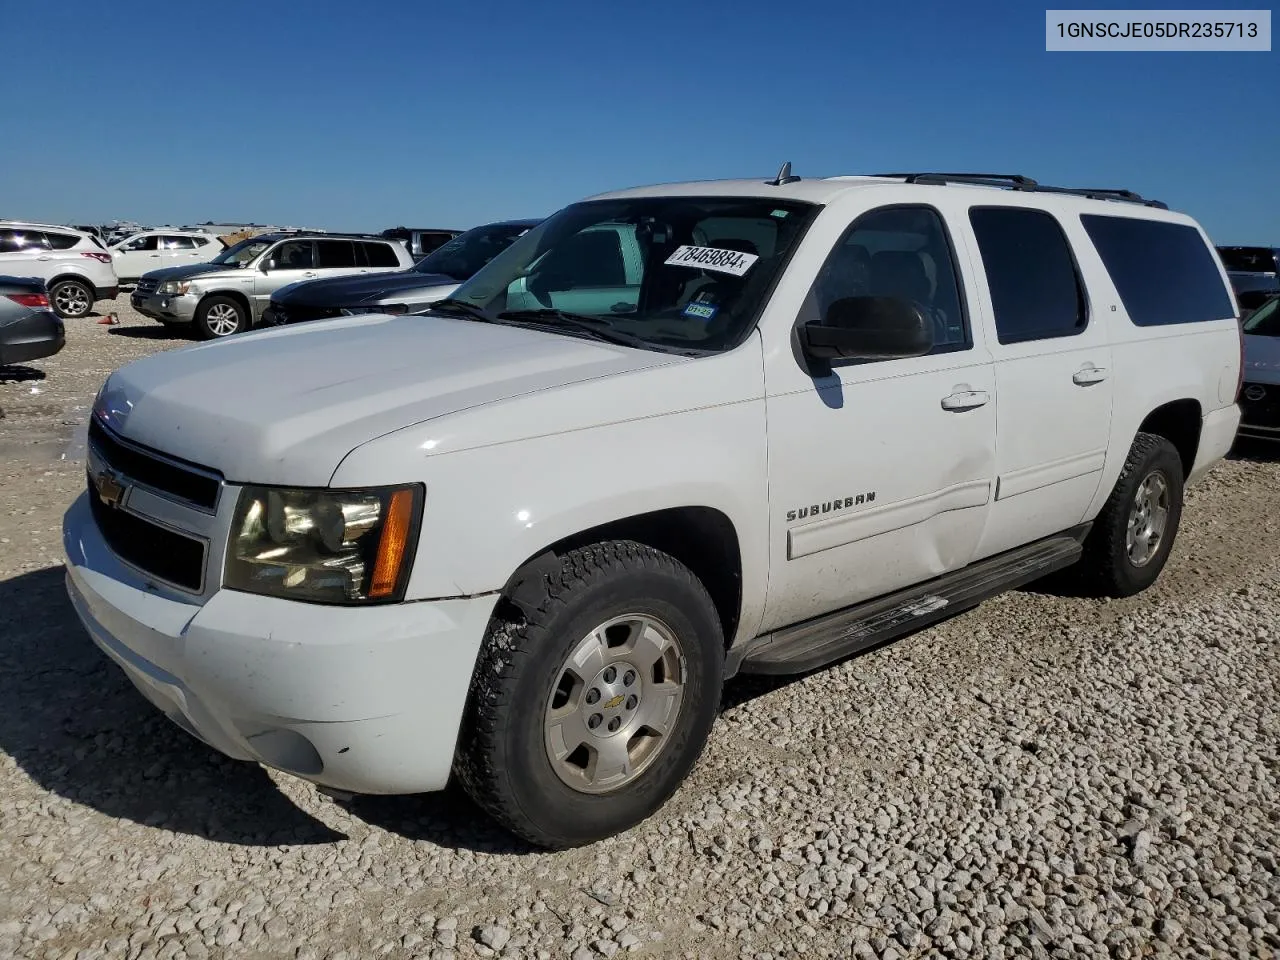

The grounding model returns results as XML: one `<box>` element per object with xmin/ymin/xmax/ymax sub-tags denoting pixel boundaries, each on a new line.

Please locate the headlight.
<box><xmin>225</xmin><ymin>484</ymin><xmax>422</xmax><ymax>604</ymax></box>
<box><xmin>158</xmin><ymin>280</ymin><xmax>191</xmax><ymax>296</ymax></box>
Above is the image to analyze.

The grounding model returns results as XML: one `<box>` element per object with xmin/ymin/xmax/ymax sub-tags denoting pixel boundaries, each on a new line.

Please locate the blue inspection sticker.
<box><xmin>683</xmin><ymin>300</ymin><xmax>719</xmax><ymax>322</ymax></box>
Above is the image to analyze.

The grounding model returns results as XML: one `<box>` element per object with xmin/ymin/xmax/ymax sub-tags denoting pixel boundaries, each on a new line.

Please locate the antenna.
<box><xmin>767</xmin><ymin>161</ymin><xmax>801</xmax><ymax>186</ymax></box>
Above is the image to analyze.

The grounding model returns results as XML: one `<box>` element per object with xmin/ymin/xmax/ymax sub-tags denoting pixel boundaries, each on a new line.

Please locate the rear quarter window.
<box><xmin>1081</xmin><ymin>215</ymin><xmax>1236</xmax><ymax>326</ymax></box>
<box><xmin>44</xmin><ymin>232</ymin><xmax>81</xmax><ymax>250</ymax></box>
<box><xmin>364</xmin><ymin>242</ymin><xmax>401</xmax><ymax>268</ymax></box>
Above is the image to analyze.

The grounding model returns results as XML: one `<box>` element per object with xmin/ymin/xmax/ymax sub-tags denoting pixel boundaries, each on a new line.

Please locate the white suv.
<box><xmin>63</xmin><ymin>169</ymin><xmax>1242</xmax><ymax>849</ymax></box>
<box><xmin>0</xmin><ymin>221</ymin><xmax>119</xmax><ymax>318</ymax></box>
<box><xmin>109</xmin><ymin>230</ymin><xmax>225</xmax><ymax>283</ymax></box>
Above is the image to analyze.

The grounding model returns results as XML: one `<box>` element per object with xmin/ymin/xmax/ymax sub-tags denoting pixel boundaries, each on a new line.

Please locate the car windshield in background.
<box><xmin>1243</xmin><ymin>297</ymin><xmax>1280</xmax><ymax>337</ymax></box>
<box><xmin>211</xmin><ymin>238</ymin><xmax>271</xmax><ymax>266</ymax></box>
<box><xmin>442</xmin><ymin>197</ymin><xmax>820</xmax><ymax>353</ymax></box>
<box><xmin>412</xmin><ymin>223</ymin><xmax>537</xmax><ymax>281</ymax></box>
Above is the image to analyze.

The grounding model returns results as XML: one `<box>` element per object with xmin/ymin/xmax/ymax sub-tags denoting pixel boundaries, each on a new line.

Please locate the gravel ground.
<box><xmin>1</xmin><ymin>296</ymin><xmax>1278</xmax><ymax>960</ymax></box>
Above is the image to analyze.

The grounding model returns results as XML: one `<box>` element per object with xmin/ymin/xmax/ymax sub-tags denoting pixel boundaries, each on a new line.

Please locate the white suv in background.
<box><xmin>109</xmin><ymin>230</ymin><xmax>225</xmax><ymax>283</ymax></box>
<box><xmin>0</xmin><ymin>221</ymin><xmax>119</xmax><ymax>318</ymax></box>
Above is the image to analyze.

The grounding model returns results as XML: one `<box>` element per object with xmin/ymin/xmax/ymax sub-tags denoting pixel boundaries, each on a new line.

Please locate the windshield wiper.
<box><xmin>497</xmin><ymin>309</ymin><xmax>652</xmax><ymax>350</ymax></box>
<box><xmin>425</xmin><ymin>297</ymin><xmax>498</xmax><ymax>323</ymax></box>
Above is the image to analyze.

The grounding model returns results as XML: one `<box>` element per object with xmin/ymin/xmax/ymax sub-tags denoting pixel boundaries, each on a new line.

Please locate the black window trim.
<box><xmin>968</xmin><ymin>203</ymin><xmax>1092</xmax><ymax>347</ymax></box>
<box><xmin>794</xmin><ymin>202</ymin><xmax>976</xmax><ymax>370</ymax></box>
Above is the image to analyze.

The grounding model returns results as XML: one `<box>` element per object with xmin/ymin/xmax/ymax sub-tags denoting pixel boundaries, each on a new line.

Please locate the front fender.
<box><xmin>331</xmin><ymin>397</ymin><xmax>771</xmax><ymax>647</ymax></box>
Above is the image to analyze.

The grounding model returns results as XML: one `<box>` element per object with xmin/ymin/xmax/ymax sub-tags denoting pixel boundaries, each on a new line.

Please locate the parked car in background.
<box><xmin>1238</xmin><ymin>294</ymin><xmax>1280</xmax><ymax>442</ymax></box>
<box><xmin>0</xmin><ymin>276</ymin><xmax>64</xmax><ymax>365</ymax></box>
<box><xmin>64</xmin><ymin>168</ymin><xmax>1241</xmax><ymax>848</ymax></box>
<box><xmin>0</xmin><ymin>221</ymin><xmax>119</xmax><ymax>319</ymax></box>
<box><xmin>1216</xmin><ymin>245</ymin><xmax>1279</xmax><ymax>316</ymax></box>
<box><xmin>380</xmin><ymin>226</ymin><xmax>463</xmax><ymax>261</ymax></box>
<box><xmin>261</xmin><ymin>219</ymin><xmax>541</xmax><ymax>327</ymax></box>
<box><xmin>110</xmin><ymin>230</ymin><xmax>226</xmax><ymax>283</ymax></box>
<box><xmin>131</xmin><ymin>231</ymin><xmax>415</xmax><ymax>338</ymax></box>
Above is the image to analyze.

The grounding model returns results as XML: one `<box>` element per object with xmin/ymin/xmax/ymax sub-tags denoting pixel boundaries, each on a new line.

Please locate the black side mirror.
<box><xmin>799</xmin><ymin>296</ymin><xmax>934</xmax><ymax>362</ymax></box>
<box><xmin>260</xmin><ymin>259</ymin><xmax>273</xmax><ymax>273</ymax></box>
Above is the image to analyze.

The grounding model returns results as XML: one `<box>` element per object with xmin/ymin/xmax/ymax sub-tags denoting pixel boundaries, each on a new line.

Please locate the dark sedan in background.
<box><xmin>260</xmin><ymin>218</ymin><xmax>542</xmax><ymax>328</ymax></box>
<box><xmin>0</xmin><ymin>276</ymin><xmax>65</xmax><ymax>366</ymax></box>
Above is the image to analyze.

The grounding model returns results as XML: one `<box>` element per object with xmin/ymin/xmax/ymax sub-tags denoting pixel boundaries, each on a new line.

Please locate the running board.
<box><xmin>737</xmin><ymin>527</ymin><xmax>1088</xmax><ymax>676</ymax></box>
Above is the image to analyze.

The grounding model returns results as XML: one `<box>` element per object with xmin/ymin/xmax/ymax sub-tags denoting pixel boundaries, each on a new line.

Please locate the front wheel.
<box><xmin>1079</xmin><ymin>432</ymin><xmax>1184</xmax><ymax>597</ymax></box>
<box><xmin>454</xmin><ymin>541</ymin><xmax>724</xmax><ymax>849</ymax></box>
<box><xmin>195</xmin><ymin>296</ymin><xmax>247</xmax><ymax>339</ymax></box>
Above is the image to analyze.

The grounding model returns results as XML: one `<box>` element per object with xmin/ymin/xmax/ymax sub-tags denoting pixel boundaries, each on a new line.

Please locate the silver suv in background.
<box><xmin>0</xmin><ymin>221</ymin><xmax>120</xmax><ymax>319</ymax></box>
<box><xmin>131</xmin><ymin>232</ymin><xmax>415</xmax><ymax>338</ymax></box>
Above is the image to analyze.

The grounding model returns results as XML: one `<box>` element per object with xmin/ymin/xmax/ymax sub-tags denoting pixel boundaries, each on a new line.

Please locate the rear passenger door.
<box><xmin>964</xmin><ymin>205</ymin><xmax>1113</xmax><ymax>559</ymax></box>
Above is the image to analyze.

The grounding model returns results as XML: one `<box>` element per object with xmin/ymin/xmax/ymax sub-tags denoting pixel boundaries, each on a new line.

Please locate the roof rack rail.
<box><xmin>873</xmin><ymin>173</ymin><xmax>1039</xmax><ymax>190</ymax></box>
<box><xmin>870</xmin><ymin>172</ymin><xmax>1166</xmax><ymax>208</ymax></box>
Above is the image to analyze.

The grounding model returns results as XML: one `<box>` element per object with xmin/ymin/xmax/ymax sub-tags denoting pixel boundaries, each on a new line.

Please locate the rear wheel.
<box><xmin>1079</xmin><ymin>432</ymin><xmax>1184</xmax><ymax>597</ymax></box>
<box><xmin>49</xmin><ymin>279</ymin><xmax>93</xmax><ymax>319</ymax></box>
<box><xmin>454</xmin><ymin>541</ymin><xmax>724</xmax><ymax>849</ymax></box>
<box><xmin>195</xmin><ymin>296</ymin><xmax>247</xmax><ymax>339</ymax></box>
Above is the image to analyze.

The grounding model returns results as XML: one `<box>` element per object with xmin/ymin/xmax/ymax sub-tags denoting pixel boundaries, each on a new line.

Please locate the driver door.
<box><xmin>506</xmin><ymin>225</ymin><xmax>642</xmax><ymax>314</ymax></box>
<box><xmin>253</xmin><ymin>240</ymin><xmax>319</xmax><ymax>314</ymax></box>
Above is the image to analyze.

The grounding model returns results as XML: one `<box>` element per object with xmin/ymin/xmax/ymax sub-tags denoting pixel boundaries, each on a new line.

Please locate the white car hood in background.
<box><xmin>94</xmin><ymin>314</ymin><xmax>681</xmax><ymax>486</ymax></box>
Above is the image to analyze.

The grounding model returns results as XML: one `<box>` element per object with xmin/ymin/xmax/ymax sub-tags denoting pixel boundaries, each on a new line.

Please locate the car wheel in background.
<box><xmin>49</xmin><ymin>279</ymin><xmax>94</xmax><ymax>319</ymax></box>
<box><xmin>195</xmin><ymin>296</ymin><xmax>247</xmax><ymax>339</ymax></box>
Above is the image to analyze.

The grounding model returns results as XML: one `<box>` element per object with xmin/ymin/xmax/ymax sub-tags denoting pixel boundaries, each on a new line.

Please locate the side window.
<box><xmin>2</xmin><ymin>230</ymin><xmax>50</xmax><ymax>251</ymax></box>
<box><xmin>44</xmin><ymin>232</ymin><xmax>80</xmax><ymax>250</ymax></box>
<box><xmin>123</xmin><ymin>234</ymin><xmax>159</xmax><ymax>252</ymax></box>
<box><xmin>537</xmin><ymin>228</ymin><xmax>625</xmax><ymax>288</ymax></box>
<box><xmin>270</xmin><ymin>241</ymin><xmax>316</xmax><ymax>270</ymax></box>
<box><xmin>363</xmin><ymin>242</ymin><xmax>400</xmax><ymax>268</ymax></box>
<box><xmin>803</xmin><ymin>205</ymin><xmax>969</xmax><ymax>354</ymax></box>
<box><xmin>969</xmin><ymin>207</ymin><xmax>1086</xmax><ymax>344</ymax></box>
<box><xmin>1081</xmin><ymin>215</ymin><xmax>1235</xmax><ymax>326</ymax></box>
<box><xmin>316</xmin><ymin>240</ymin><xmax>358</xmax><ymax>268</ymax></box>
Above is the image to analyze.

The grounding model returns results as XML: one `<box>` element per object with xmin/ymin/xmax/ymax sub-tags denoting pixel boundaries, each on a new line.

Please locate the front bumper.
<box><xmin>0</xmin><ymin>308</ymin><xmax>64</xmax><ymax>364</ymax></box>
<box><xmin>1237</xmin><ymin>382</ymin><xmax>1280</xmax><ymax>441</ymax></box>
<box><xmin>62</xmin><ymin>492</ymin><xmax>498</xmax><ymax>794</ymax></box>
<box><xmin>130</xmin><ymin>291</ymin><xmax>198</xmax><ymax>323</ymax></box>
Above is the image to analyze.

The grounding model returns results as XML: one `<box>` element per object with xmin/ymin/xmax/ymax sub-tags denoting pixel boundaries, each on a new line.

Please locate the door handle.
<box><xmin>303</xmin><ymin>272</ymin><xmax>318</xmax><ymax>278</ymax></box>
<box><xmin>148</xmin><ymin>254</ymin><xmax>160</xmax><ymax>258</ymax></box>
<box><xmin>1073</xmin><ymin>366</ymin><xmax>1108</xmax><ymax>386</ymax></box>
<box><xmin>941</xmin><ymin>390</ymin><xmax>990</xmax><ymax>411</ymax></box>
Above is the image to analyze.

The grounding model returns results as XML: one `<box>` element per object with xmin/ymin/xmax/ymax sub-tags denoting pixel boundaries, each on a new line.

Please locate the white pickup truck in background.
<box><xmin>63</xmin><ymin>168</ymin><xmax>1242</xmax><ymax>849</ymax></box>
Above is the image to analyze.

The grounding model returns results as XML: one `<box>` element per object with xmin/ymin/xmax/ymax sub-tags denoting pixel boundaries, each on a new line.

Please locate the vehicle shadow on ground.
<box><xmin>0</xmin><ymin>565</ymin><xmax>546</xmax><ymax>854</ymax></box>
<box><xmin>0</xmin><ymin>365</ymin><xmax>48</xmax><ymax>384</ymax></box>
<box><xmin>108</xmin><ymin>326</ymin><xmax>188</xmax><ymax>340</ymax></box>
<box><xmin>0</xmin><ymin>566</ymin><xmax>346</xmax><ymax>846</ymax></box>
<box><xmin>1227</xmin><ymin>437</ymin><xmax>1280</xmax><ymax>463</ymax></box>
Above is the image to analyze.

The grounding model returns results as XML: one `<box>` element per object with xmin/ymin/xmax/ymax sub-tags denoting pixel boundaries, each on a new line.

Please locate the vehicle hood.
<box><xmin>1244</xmin><ymin>334</ymin><xmax>1280</xmax><ymax>385</ymax></box>
<box><xmin>273</xmin><ymin>270</ymin><xmax>457</xmax><ymax>307</ymax></box>
<box><xmin>93</xmin><ymin>315</ymin><xmax>681</xmax><ymax>486</ymax></box>
<box><xmin>140</xmin><ymin>262</ymin><xmax>243</xmax><ymax>282</ymax></box>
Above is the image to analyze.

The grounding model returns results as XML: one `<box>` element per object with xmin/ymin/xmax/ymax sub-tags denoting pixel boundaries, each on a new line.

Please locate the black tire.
<box><xmin>194</xmin><ymin>296</ymin><xmax>247</xmax><ymax>339</ymax></box>
<box><xmin>49</xmin><ymin>278</ymin><xmax>94</xmax><ymax>319</ymax></box>
<box><xmin>454</xmin><ymin>540</ymin><xmax>724</xmax><ymax>849</ymax></box>
<box><xmin>1079</xmin><ymin>432</ymin><xmax>1184</xmax><ymax>598</ymax></box>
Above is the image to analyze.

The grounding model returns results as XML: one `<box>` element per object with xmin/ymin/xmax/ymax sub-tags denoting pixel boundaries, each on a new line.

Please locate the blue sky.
<box><xmin>4</xmin><ymin>0</ymin><xmax>1276</xmax><ymax>242</ymax></box>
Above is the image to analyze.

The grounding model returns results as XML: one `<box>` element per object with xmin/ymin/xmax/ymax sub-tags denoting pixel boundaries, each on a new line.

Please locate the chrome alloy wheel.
<box><xmin>54</xmin><ymin>283</ymin><xmax>91</xmax><ymax>317</ymax></box>
<box><xmin>1126</xmin><ymin>470</ymin><xmax>1170</xmax><ymax>567</ymax></box>
<box><xmin>543</xmin><ymin>614</ymin><xmax>686</xmax><ymax>795</ymax></box>
<box><xmin>205</xmin><ymin>302</ymin><xmax>241</xmax><ymax>336</ymax></box>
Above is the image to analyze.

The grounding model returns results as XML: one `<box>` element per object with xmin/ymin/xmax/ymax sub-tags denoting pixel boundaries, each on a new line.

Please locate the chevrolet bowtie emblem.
<box><xmin>93</xmin><ymin>468</ymin><xmax>127</xmax><ymax>509</ymax></box>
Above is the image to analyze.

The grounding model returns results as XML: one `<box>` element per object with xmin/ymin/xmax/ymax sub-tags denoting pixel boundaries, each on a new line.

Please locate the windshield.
<box><xmin>1243</xmin><ymin>296</ymin><xmax>1280</xmax><ymax>337</ymax></box>
<box><xmin>413</xmin><ymin>222</ymin><xmax>538</xmax><ymax>281</ymax></box>
<box><xmin>211</xmin><ymin>237</ymin><xmax>272</xmax><ymax>266</ymax></box>
<box><xmin>442</xmin><ymin>197</ymin><xmax>819</xmax><ymax>353</ymax></box>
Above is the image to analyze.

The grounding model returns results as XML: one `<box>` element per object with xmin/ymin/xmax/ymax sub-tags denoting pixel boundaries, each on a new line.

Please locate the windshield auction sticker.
<box><xmin>664</xmin><ymin>245</ymin><xmax>759</xmax><ymax>276</ymax></box>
